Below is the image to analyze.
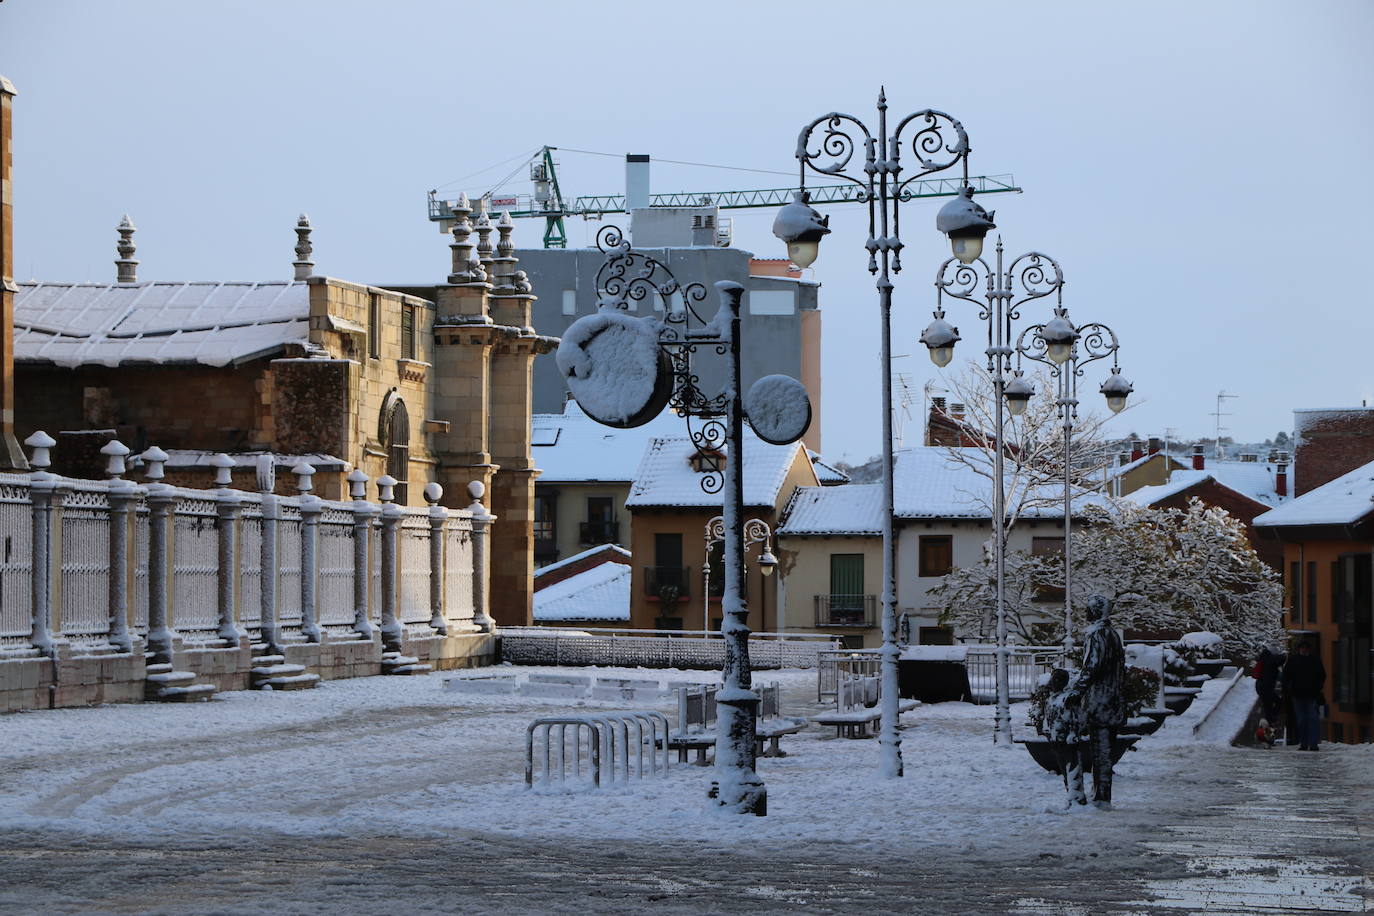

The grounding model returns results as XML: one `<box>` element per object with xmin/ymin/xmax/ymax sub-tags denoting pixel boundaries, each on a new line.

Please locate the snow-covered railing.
<box><xmin>816</xmin><ymin>649</ymin><xmax>881</xmax><ymax>703</ymax></box>
<box><xmin>0</xmin><ymin>433</ymin><xmax>492</xmax><ymax>656</ymax></box>
<box><xmin>525</xmin><ymin>712</ymin><xmax>671</xmax><ymax>790</ymax></box>
<box><xmin>964</xmin><ymin>646</ymin><xmax>1064</xmax><ymax>703</ymax></box>
<box><xmin>500</xmin><ymin>627</ymin><xmax>839</xmax><ymax>670</ymax></box>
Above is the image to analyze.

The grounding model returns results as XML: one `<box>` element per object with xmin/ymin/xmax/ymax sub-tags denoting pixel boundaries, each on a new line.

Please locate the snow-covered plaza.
<box><xmin>2</xmin><ymin>668</ymin><xmax>1369</xmax><ymax>915</ymax></box>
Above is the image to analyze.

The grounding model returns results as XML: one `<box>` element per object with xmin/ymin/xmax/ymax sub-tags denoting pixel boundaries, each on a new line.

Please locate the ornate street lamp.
<box><xmin>703</xmin><ymin>516</ymin><xmax>776</xmax><ymax>634</ymax></box>
<box><xmin>777</xmin><ymin>90</ymin><xmax>977</xmax><ymax>778</ymax></box>
<box><xmin>1013</xmin><ymin>313</ymin><xmax>1131</xmax><ymax>659</ymax></box>
<box><xmin>556</xmin><ymin>227</ymin><xmax>812</xmax><ymax>816</ymax></box>
<box><xmin>920</xmin><ymin>237</ymin><xmax>1069</xmax><ymax>746</ymax></box>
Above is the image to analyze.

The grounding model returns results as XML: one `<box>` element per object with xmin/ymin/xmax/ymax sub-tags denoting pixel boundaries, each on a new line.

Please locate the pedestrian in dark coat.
<box><xmin>1068</xmin><ymin>595</ymin><xmax>1126</xmax><ymax>808</ymax></box>
<box><xmin>1281</xmin><ymin>641</ymin><xmax>1326</xmax><ymax>750</ymax></box>
<box><xmin>1253</xmin><ymin>647</ymin><xmax>1285</xmax><ymax>728</ymax></box>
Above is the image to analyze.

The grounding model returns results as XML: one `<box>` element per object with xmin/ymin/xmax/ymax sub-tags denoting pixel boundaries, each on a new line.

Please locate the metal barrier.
<box><xmin>817</xmin><ymin>649</ymin><xmax>881</xmax><ymax>703</ymax></box>
<box><xmin>964</xmin><ymin>646</ymin><xmax>1063</xmax><ymax>702</ymax></box>
<box><xmin>525</xmin><ymin>712</ymin><xmax>671</xmax><ymax>789</ymax></box>
<box><xmin>502</xmin><ymin>627</ymin><xmax>838</xmax><ymax>670</ymax></box>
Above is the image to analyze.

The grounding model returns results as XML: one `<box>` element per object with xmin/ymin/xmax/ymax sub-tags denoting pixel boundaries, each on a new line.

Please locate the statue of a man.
<box><xmin>1068</xmin><ymin>595</ymin><xmax>1126</xmax><ymax>808</ymax></box>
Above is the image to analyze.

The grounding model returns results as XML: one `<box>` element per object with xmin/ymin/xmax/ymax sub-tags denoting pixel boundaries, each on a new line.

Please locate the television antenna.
<box><xmin>1210</xmin><ymin>391</ymin><xmax>1239</xmax><ymax>459</ymax></box>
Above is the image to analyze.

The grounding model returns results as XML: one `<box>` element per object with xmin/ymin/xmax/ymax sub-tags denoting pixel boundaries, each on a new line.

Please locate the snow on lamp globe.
<box><xmin>1100</xmin><ymin>369</ymin><xmax>1133</xmax><ymax>414</ymax></box>
<box><xmin>919</xmin><ymin>312</ymin><xmax>960</xmax><ymax>368</ymax></box>
<box><xmin>936</xmin><ymin>185</ymin><xmax>996</xmax><ymax>265</ymax></box>
<box><xmin>1038</xmin><ymin>309</ymin><xmax>1079</xmax><ymax>365</ymax></box>
<box><xmin>1003</xmin><ymin>373</ymin><xmax>1035</xmax><ymax>417</ymax></box>
<box><xmin>771</xmin><ymin>190</ymin><xmax>831</xmax><ymax>269</ymax></box>
<box><xmin>758</xmin><ymin>548</ymin><xmax>778</xmax><ymax>577</ymax></box>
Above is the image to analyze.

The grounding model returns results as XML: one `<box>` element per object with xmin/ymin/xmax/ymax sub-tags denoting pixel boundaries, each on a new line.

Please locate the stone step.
<box><xmin>154</xmin><ymin>683</ymin><xmax>217</xmax><ymax>702</ymax></box>
<box><xmin>146</xmin><ymin>670</ymin><xmax>197</xmax><ymax>688</ymax></box>
<box><xmin>251</xmin><ymin>654</ymin><xmax>287</xmax><ymax>666</ymax></box>
<box><xmin>257</xmin><ymin>673</ymin><xmax>321</xmax><ymax>691</ymax></box>
<box><xmin>145</xmin><ymin>662</ymin><xmax>174</xmax><ymax>676</ymax></box>
<box><xmin>251</xmin><ymin>663</ymin><xmax>305</xmax><ymax>678</ymax></box>
<box><xmin>385</xmin><ymin>663</ymin><xmax>433</xmax><ymax>676</ymax></box>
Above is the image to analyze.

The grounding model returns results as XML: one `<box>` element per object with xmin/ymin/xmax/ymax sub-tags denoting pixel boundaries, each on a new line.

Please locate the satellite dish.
<box><xmin>556</xmin><ymin>311</ymin><xmax>673</xmax><ymax>428</ymax></box>
<box><xmin>745</xmin><ymin>375</ymin><xmax>811</xmax><ymax>445</ymax></box>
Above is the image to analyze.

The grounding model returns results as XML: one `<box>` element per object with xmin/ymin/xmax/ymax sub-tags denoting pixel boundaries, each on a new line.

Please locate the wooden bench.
<box><xmin>754</xmin><ymin>682</ymin><xmax>808</xmax><ymax>757</ymax></box>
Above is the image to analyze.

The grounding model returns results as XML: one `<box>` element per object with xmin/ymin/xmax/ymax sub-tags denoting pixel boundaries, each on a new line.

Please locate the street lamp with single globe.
<box><xmin>1100</xmin><ymin>369</ymin><xmax>1134</xmax><ymax>414</ymax></box>
<box><xmin>936</xmin><ymin>186</ymin><xmax>997</xmax><ymax>265</ymax></box>
<box><xmin>771</xmin><ymin>191</ymin><xmax>831</xmax><ymax>269</ymax></box>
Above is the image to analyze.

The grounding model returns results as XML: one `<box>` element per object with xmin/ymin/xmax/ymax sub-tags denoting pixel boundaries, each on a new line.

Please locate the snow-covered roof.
<box><xmin>532</xmin><ymin>401</ymin><xmax>687</xmax><ymax>484</ymax></box>
<box><xmin>625</xmin><ymin>433</ymin><xmax>806</xmax><ymax>509</ymax></box>
<box><xmin>779</xmin><ymin>484</ymin><xmax>883</xmax><ymax>536</ymax></box>
<box><xmin>807</xmin><ymin>449</ymin><xmax>850</xmax><ymax>485</ymax></box>
<box><xmin>893</xmin><ymin>446</ymin><xmax>1105</xmax><ymax>519</ymax></box>
<box><xmin>1254</xmin><ymin>458</ymin><xmax>1374</xmax><ymax>529</ymax></box>
<box><xmin>14</xmin><ymin>281</ymin><xmax>311</xmax><ymax>368</ymax></box>
<box><xmin>1099</xmin><ymin>451</ymin><xmax>1182</xmax><ymax>481</ymax></box>
<box><xmin>1186</xmin><ymin>461</ymin><xmax>1288</xmax><ymax>508</ymax></box>
<box><xmin>532</xmin><ymin>561</ymin><xmax>631</xmax><ymax>621</ymax></box>
<box><xmin>534</xmin><ymin>543</ymin><xmax>631</xmax><ymax>582</ymax></box>
<box><xmin>1122</xmin><ymin>475</ymin><xmax>1212</xmax><ymax>507</ymax></box>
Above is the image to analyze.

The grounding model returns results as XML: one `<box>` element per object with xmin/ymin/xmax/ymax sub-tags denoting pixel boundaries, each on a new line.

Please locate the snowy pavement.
<box><xmin>0</xmin><ymin>666</ymin><xmax>1370</xmax><ymax>914</ymax></box>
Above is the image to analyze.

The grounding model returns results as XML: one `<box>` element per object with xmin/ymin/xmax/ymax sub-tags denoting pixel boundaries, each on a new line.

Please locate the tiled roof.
<box><xmin>625</xmin><ymin>433</ymin><xmax>805</xmax><ymax>509</ymax></box>
<box><xmin>1254</xmin><ymin>459</ymin><xmax>1374</xmax><ymax>528</ymax></box>
<box><xmin>533</xmin><ymin>562</ymin><xmax>631</xmax><ymax>622</ymax></box>
<box><xmin>779</xmin><ymin>484</ymin><xmax>884</xmax><ymax>536</ymax></box>
<box><xmin>14</xmin><ymin>281</ymin><xmax>311</xmax><ymax>367</ymax></box>
<box><xmin>807</xmin><ymin>449</ymin><xmax>850</xmax><ymax>485</ymax></box>
<box><xmin>532</xmin><ymin>402</ymin><xmax>688</xmax><ymax>484</ymax></box>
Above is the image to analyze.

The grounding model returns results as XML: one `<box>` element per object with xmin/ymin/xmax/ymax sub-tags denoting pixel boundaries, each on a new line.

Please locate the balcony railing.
<box><xmin>814</xmin><ymin>594</ymin><xmax>877</xmax><ymax>628</ymax></box>
<box><xmin>644</xmin><ymin>565</ymin><xmax>691</xmax><ymax>601</ymax></box>
<box><xmin>579</xmin><ymin>521</ymin><xmax>620</xmax><ymax>544</ymax></box>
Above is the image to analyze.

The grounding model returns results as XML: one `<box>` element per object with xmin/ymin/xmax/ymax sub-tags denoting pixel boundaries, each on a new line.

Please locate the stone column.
<box><xmin>145</xmin><ymin>484</ymin><xmax>177</xmax><ymax>666</ymax></box>
<box><xmin>24</xmin><ymin>431</ymin><xmax>56</xmax><ymax>650</ymax></box>
<box><xmin>424</xmin><ymin>481</ymin><xmax>447</xmax><ymax>635</ymax></box>
<box><xmin>294</xmin><ymin>462</ymin><xmax>322</xmax><ymax>643</ymax></box>
<box><xmin>106</xmin><ymin>478</ymin><xmax>136</xmax><ymax>653</ymax></box>
<box><xmin>467</xmin><ymin>481</ymin><xmax>495</xmax><ymax>633</ymax></box>
<box><xmin>347</xmin><ymin>468</ymin><xmax>376</xmax><ymax>640</ymax></box>
<box><xmin>0</xmin><ymin>77</ymin><xmax>25</xmax><ymax>470</ymax></box>
<box><xmin>377</xmin><ymin>475</ymin><xmax>403</xmax><ymax>652</ymax></box>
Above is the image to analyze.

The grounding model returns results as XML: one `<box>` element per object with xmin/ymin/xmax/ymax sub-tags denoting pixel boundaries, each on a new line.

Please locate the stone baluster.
<box><xmin>492</xmin><ymin>211</ymin><xmax>517</xmax><ymax>292</ymax></box>
<box><xmin>474</xmin><ymin>202</ymin><xmax>494</xmax><ymax>272</ymax></box>
<box><xmin>347</xmin><ymin>468</ymin><xmax>375</xmax><ymax>639</ymax></box>
<box><xmin>376</xmin><ymin>474</ymin><xmax>402</xmax><ymax>651</ymax></box>
<box><xmin>141</xmin><ymin>446</ymin><xmax>175</xmax><ymax>665</ymax></box>
<box><xmin>211</xmin><ymin>454</ymin><xmax>245</xmax><ymax>645</ymax></box>
<box><xmin>115</xmin><ymin>214</ymin><xmax>138</xmax><ymax>284</ymax></box>
<box><xmin>256</xmin><ymin>455</ymin><xmax>280</xmax><ymax>652</ymax></box>
<box><xmin>24</xmin><ymin>431</ymin><xmax>57</xmax><ymax>652</ymax></box>
<box><xmin>447</xmin><ymin>193</ymin><xmax>474</xmax><ymax>283</ymax></box>
<box><xmin>424</xmin><ymin>481</ymin><xmax>447</xmax><ymax>635</ymax></box>
<box><xmin>292</xmin><ymin>214</ymin><xmax>314</xmax><ymax>281</ymax></box>
<box><xmin>294</xmin><ymin>462</ymin><xmax>322</xmax><ymax>643</ymax></box>
<box><xmin>467</xmin><ymin>480</ymin><xmax>495</xmax><ymax>633</ymax></box>
<box><xmin>102</xmin><ymin>439</ymin><xmax>135</xmax><ymax>652</ymax></box>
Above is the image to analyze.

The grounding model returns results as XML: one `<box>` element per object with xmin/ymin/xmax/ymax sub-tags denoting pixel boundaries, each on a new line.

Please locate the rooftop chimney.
<box><xmin>292</xmin><ymin>213</ymin><xmax>314</xmax><ymax>280</ymax></box>
<box><xmin>1148</xmin><ymin>437</ymin><xmax>1162</xmax><ymax>455</ymax></box>
<box><xmin>1118</xmin><ymin>451</ymin><xmax>1130</xmax><ymax>466</ymax></box>
<box><xmin>115</xmin><ymin>214</ymin><xmax>138</xmax><ymax>284</ymax></box>
<box><xmin>1275</xmin><ymin>451</ymin><xmax>1289</xmax><ymax>499</ymax></box>
<box><xmin>931</xmin><ymin>396</ymin><xmax>947</xmax><ymax>413</ymax></box>
<box><xmin>1130</xmin><ymin>439</ymin><xmax>1144</xmax><ymax>462</ymax></box>
<box><xmin>626</xmin><ymin>154</ymin><xmax>650</xmax><ymax>211</ymax></box>
<box><xmin>950</xmin><ymin>402</ymin><xmax>966</xmax><ymax>421</ymax></box>
<box><xmin>1192</xmin><ymin>443</ymin><xmax>1205</xmax><ymax>470</ymax></box>
<box><xmin>1240</xmin><ymin>452</ymin><xmax>1258</xmax><ymax>463</ymax></box>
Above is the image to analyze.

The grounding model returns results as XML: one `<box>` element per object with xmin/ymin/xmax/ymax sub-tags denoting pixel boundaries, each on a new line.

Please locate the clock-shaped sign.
<box><xmin>744</xmin><ymin>374</ymin><xmax>812</xmax><ymax>445</ymax></box>
<box><xmin>556</xmin><ymin>311</ymin><xmax>673</xmax><ymax>428</ymax></box>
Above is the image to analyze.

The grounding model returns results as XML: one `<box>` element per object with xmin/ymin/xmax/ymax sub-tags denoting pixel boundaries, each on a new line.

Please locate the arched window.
<box><xmin>381</xmin><ymin>391</ymin><xmax>410</xmax><ymax>503</ymax></box>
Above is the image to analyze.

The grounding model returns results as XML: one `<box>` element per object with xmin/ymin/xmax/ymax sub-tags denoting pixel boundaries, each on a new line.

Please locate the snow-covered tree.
<box><xmin>932</xmin><ymin>362</ymin><xmax>1120</xmax><ymax>534</ymax></box>
<box><xmin>932</xmin><ymin>498</ymin><xmax>1284</xmax><ymax>655</ymax></box>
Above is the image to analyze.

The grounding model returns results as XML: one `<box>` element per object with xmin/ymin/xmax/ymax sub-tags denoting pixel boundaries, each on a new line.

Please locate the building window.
<box><xmin>1307</xmin><ymin>560</ymin><xmax>1317</xmax><ymax>624</ymax></box>
<box><xmin>401</xmin><ymin>304</ymin><xmax>416</xmax><ymax>360</ymax></box>
<box><xmin>690</xmin><ymin>448</ymin><xmax>725</xmax><ymax>475</ymax></box>
<box><xmin>368</xmin><ymin>293</ymin><xmax>381</xmax><ymax>359</ymax></box>
<box><xmin>561</xmin><ymin>289</ymin><xmax>577</xmax><ymax>316</ymax></box>
<box><xmin>383</xmin><ymin>395</ymin><xmax>409</xmax><ymax>504</ymax></box>
<box><xmin>1289</xmin><ymin>561</ymin><xmax>1301</xmax><ymax>621</ymax></box>
<box><xmin>580</xmin><ymin>496</ymin><xmax>617</xmax><ymax>544</ymax></box>
<box><xmin>748</xmin><ymin>289</ymin><xmax>796</xmax><ymax>316</ymax></box>
<box><xmin>918</xmin><ymin>535</ymin><xmax>953</xmax><ymax>578</ymax></box>
<box><xmin>534</xmin><ymin>493</ymin><xmax>556</xmax><ymax>560</ymax></box>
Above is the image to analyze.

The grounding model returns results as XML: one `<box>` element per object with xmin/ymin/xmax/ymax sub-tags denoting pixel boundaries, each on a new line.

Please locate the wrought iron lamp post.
<box><xmin>1011</xmin><ymin>314</ymin><xmax>1131</xmax><ymax>660</ymax></box>
<box><xmin>703</xmin><ymin>516</ymin><xmax>777</xmax><ymax>635</ymax></box>
<box><xmin>919</xmin><ymin>235</ymin><xmax>1076</xmax><ymax>746</ymax></box>
<box><xmin>774</xmin><ymin>90</ymin><xmax>981</xmax><ymax>776</ymax></box>
<box><xmin>556</xmin><ymin>227</ymin><xmax>811</xmax><ymax>815</ymax></box>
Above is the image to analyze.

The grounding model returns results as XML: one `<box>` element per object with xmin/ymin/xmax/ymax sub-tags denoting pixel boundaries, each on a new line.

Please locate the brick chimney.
<box><xmin>0</xmin><ymin>75</ymin><xmax>25</xmax><ymax>469</ymax></box>
<box><xmin>1192</xmin><ymin>443</ymin><xmax>1205</xmax><ymax>470</ymax></box>
<box><xmin>950</xmin><ymin>402</ymin><xmax>965</xmax><ymax>421</ymax></box>
<box><xmin>1148</xmin><ymin>437</ymin><xmax>1162</xmax><ymax>455</ymax></box>
<box><xmin>1275</xmin><ymin>450</ymin><xmax>1289</xmax><ymax>499</ymax></box>
<box><xmin>931</xmin><ymin>396</ymin><xmax>947</xmax><ymax>414</ymax></box>
<box><xmin>1130</xmin><ymin>439</ymin><xmax>1144</xmax><ymax>462</ymax></box>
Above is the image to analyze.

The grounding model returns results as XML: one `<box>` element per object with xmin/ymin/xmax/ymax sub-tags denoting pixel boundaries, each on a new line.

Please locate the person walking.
<box><xmin>1253</xmin><ymin>647</ymin><xmax>1284</xmax><ymax>726</ymax></box>
<box><xmin>1281</xmin><ymin>641</ymin><xmax>1326</xmax><ymax>751</ymax></box>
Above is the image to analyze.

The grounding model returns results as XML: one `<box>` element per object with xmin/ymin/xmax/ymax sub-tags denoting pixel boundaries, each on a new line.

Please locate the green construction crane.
<box><xmin>427</xmin><ymin>145</ymin><xmax>1021</xmax><ymax>249</ymax></box>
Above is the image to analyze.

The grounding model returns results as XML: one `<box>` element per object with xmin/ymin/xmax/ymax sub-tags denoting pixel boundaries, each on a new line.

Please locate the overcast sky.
<box><xmin>3</xmin><ymin>1</ymin><xmax>1372</xmax><ymax>463</ymax></box>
